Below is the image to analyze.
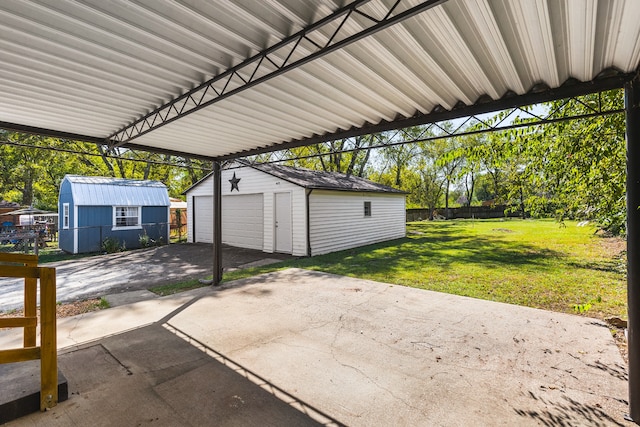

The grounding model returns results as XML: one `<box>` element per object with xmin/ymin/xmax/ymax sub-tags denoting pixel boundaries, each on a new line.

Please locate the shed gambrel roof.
<box><xmin>186</xmin><ymin>162</ymin><xmax>405</xmax><ymax>194</ymax></box>
<box><xmin>64</xmin><ymin>175</ymin><xmax>170</xmax><ymax>207</ymax></box>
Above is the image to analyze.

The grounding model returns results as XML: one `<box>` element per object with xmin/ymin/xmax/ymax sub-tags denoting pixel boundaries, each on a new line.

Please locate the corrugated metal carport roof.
<box><xmin>0</xmin><ymin>0</ymin><xmax>639</xmax><ymax>160</ymax></box>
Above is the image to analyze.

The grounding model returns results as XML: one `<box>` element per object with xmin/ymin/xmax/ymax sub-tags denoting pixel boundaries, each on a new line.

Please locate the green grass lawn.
<box><xmin>222</xmin><ymin>218</ymin><xmax>627</xmax><ymax>319</ymax></box>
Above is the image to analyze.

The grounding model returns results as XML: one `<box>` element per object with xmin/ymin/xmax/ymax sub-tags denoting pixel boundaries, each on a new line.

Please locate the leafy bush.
<box><xmin>139</xmin><ymin>231</ymin><xmax>152</xmax><ymax>248</ymax></box>
<box><xmin>101</xmin><ymin>237</ymin><xmax>124</xmax><ymax>253</ymax></box>
<box><xmin>139</xmin><ymin>231</ymin><xmax>164</xmax><ymax>248</ymax></box>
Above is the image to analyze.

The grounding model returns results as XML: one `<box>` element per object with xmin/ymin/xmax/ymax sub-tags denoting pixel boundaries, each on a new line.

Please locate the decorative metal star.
<box><xmin>229</xmin><ymin>172</ymin><xmax>241</xmax><ymax>192</ymax></box>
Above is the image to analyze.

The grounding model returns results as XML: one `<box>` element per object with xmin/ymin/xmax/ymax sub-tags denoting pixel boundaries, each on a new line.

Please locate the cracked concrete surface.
<box><xmin>169</xmin><ymin>269</ymin><xmax>629</xmax><ymax>426</ymax></box>
<box><xmin>1</xmin><ymin>268</ymin><xmax>630</xmax><ymax>426</ymax></box>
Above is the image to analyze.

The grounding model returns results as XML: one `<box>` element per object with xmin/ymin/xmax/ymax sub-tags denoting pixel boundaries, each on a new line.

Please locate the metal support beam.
<box><xmin>626</xmin><ymin>74</ymin><xmax>640</xmax><ymax>424</ymax></box>
<box><xmin>238</xmin><ymin>88</ymin><xmax>625</xmax><ymax>166</ymax></box>
<box><xmin>220</xmin><ymin>72</ymin><xmax>632</xmax><ymax>161</ymax></box>
<box><xmin>0</xmin><ymin>121</ymin><xmax>216</xmax><ymax>162</ymax></box>
<box><xmin>108</xmin><ymin>0</ymin><xmax>446</xmax><ymax>145</ymax></box>
<box><xmin>212</xmin><ymin>160</ymin><xmax>223</xmax><ymax>285</ymax></box>
<box><xmin>0</xmin><ymin>121</ymin><xmax>108</xmax><ymax>145</ymax></box>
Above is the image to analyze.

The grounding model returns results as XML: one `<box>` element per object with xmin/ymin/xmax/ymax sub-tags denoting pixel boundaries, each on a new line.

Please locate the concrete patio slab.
<box><xmin>104</xmin><ymin>290</ymin><xmax>159</xmax><ymax>307</ymax></box>
<box><xmin>0</xmin><ymin>268</ymin><xmax>630</xmax><ymax>426</ymax></box>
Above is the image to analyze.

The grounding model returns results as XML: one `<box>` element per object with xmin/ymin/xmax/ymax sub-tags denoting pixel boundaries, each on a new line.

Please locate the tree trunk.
<box><xmin>114</xmin><ymin>154</ymin><xmax>127</xmax><ymax>178</ymax></box>
<box><xmin>465</xmin><ymin>173</ymin><xmax>475</xmax><ymax>207</ymax></box>
<box><xmin>345</xmin><ymin>137</ymin><xmax>361</xmax><ymax>177</ymax></box>
<box><xmin>395</xmin><ymin>163</ymin><xmax>402</xmax><ymax>186</ymax></box>
<box><xmin>357</xmin><ymin>147</ymin><xmax>371</xmax><ymax>177</ymax></box>
<box><xmin>98</xmin><ymin>146</ymin><xmax>116</xmax><ymax>177</ymax></box>
<box><xmin>184</xmin><ymin>158</ymin><xmax>200</xmax><ymax>185</ymax></box>
<box><xmin>444</xmin><ymin>180</ymin><xmax>450</xmax><ymax>219</ymax></box>
<box><xmin>22</xmin><ymin>172</ymin><xmax>34</xmax><ymax>206</ymax></box>
<box><xmin>143</xmin><ymin>161</ymin><xmax>152</xmax><ymax>180</ymax></box>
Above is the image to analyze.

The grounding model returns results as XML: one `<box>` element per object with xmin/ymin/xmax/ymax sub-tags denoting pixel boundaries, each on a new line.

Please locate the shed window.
<box><xmin>364</xmin><ymin>201</ymin><xmax>371</xmax><ymax>217</ymax></box>
<box><xmin>63</xmin><ymin>203</ymin><xmax>69</xmax><ymax>229</ymax></box>
<box><xmin>113</xmin><ymin>206</ymin><xmax>141</xmax><ymax>229</ymax></box>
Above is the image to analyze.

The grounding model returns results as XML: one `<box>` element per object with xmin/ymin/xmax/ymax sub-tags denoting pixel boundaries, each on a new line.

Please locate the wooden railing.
<box><xmin>0</xmin><ymin>253</ymin><xmax>57</xmax><ymax>410</ymax></box>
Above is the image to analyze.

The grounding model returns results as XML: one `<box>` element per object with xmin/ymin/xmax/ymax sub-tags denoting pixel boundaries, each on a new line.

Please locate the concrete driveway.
<box><xmin>1</xmin><ymin>268</ymin><xmax>629</xmax><ymax>426</ymax></box>
<box><xmin>0</xmin><ymin>243</ymin><xmax>293</xmax><ymax>311</ymax></box>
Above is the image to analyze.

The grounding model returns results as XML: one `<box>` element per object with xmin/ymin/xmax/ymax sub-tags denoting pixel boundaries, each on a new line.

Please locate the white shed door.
<box><xmin>274</xmin><ymin>192</ymin><xmax>292</xmax><ymax>253</ymax></box>
<box><xmin>194</xmin><ymin>196</ymin><xmax>214</xmax><ymax>243</ymax></box>
<box><xmin>222</xmin><ymin>194</ymin><xmax>264</xmax><ymax>250</ymax></box>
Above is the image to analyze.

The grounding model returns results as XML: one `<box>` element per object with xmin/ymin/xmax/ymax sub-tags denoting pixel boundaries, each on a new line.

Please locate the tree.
<box><xmin>435</xmin><ymin>133</ymin><xmax>464</xmax><ymax>218</ymax></box>
<box><xmin>379</xmin><ymin>127</ymin><xmax>427</xmax><ymax>187</ymax></box>
<box><xmin>0</xmin><ymin>131</ymin><xmax>212</xmax><ymax>207</ymax></box>
<box><xmin>0</xmin><ymin>133</ymin><xmax>66</xmax><ymax>209</ymax></box>
<box><xmin>521</xmin><ymin>90</ymin><xmax>625</xmax><ymax>233</ymax></box>
<box><xmin>456</xmin><ymin>91</ymin><xmax>625</xmax><ymax>232</ymax></box>
<box><xmin>454</xmin><ymin>134</ymin><xmax>485</xmax><ymax>206</ymax></box>
<box><xmin>284</xmin><ymin>136</ymin><xmax>374</xmax><ymax>177</ymax></box>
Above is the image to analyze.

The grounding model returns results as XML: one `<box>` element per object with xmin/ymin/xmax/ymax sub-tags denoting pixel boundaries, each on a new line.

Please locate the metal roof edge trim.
<box><xmin>301</xmin><ymin>185</ymin><xmax>409</xmax><ymax>195</ymax></box>
<box><xmin>0</xmin><ymin>121</ymin><xmax>107</xmax><ymax>145</ymax></box>
<box><xmin>0</xmin><ymin>122</ymin><xmax>217</xmax><ymax>162</ymax></box>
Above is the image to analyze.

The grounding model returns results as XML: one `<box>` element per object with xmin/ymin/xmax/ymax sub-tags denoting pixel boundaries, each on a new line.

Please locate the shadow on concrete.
<box><xmin>48</xmin><ymin>322</ymin><xmax>344</xmax><ymax>426</ymax></box>
<box><xmin>163</xmin><ymin>322</ymin><xmax>345</xmax><ymax>426</ymax></box>
<box><xmin>586</xmin><ymin>360</ymin><xmax>629</xmax><ymax>382</ymax></box>
<box><xmin>513</xmin><ymin>392</ymin><xmax>627</xmax><ymax>427</ymax></box>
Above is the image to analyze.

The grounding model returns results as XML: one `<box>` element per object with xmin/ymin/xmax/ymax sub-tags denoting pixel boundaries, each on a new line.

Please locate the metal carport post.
<box><xmin>627</xmin><ymin>73</ymin><xmax>640</xmax><ymax>423</ymax></box>
<box><xmin>213</xmin><ymin>160</ymin><xmax>223</xmax><ymax>285</ymax></box>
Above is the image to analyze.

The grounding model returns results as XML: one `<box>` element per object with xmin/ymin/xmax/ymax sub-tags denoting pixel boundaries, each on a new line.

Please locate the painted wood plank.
<box><xmin>0</xmin><ymin>347</ymin><xmax>40</xmax><ymax>364</ymax></box>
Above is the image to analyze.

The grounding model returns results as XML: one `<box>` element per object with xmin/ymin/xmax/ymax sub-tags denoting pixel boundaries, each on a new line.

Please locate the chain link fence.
<box><xmin>0</xmin><ymin>226</ymin><xmax>54</xmax><ymax>255</ymax></box>
<box><xmin>1</xmin><ymin>221</ymin><xmax>175</xmax><ymax>255</ymax></box>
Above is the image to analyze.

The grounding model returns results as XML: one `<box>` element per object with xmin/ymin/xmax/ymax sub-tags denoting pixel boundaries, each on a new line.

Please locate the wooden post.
<box><xmin>0</xmin><ymin>253</ymin><xmax>38</xmax><ymax>347</ymax></box>
<box><xmin>25</xmin><ymin>254</ymin><xmax>38</xmax><ymax>349</ymax></box>
<box><xmin>23</xmin><ymin>266</ymin><xmax>37</xmax><ymax>348</ymax></box>
<box><xmin>39</xmin><ymin>267</ymin><xmax>57</xmax><ymax>410</ymax></box>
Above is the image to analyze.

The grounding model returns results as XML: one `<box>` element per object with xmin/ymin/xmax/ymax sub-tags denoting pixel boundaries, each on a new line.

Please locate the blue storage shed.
<box><xmin>58</xmin><ymin>175</ymin><xmax>170</xmax><ymax>254</ymax></box>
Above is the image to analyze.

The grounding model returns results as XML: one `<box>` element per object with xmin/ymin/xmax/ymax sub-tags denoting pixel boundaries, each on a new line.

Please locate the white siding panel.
<box><xmin>186</xmin><ymin>194</ymin><xmax>194</xmax><ymax>243</ymax></box>
<box><xmin>309</xmin><ymin>191</ymin><xmax>405</xmax><ymax>256</ymax></box>
<box><xmin>263</xmin><ymin>192</ymin><xmax>274</xmax><ymax>253</ymax></box>
<box><xmin>291</xmin><ymin>189</ymin><xmax>307</xmax><ymax>256</ymax></box>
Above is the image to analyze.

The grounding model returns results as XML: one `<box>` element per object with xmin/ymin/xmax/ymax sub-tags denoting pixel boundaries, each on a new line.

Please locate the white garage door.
<box><xmin>193</xmin><ymin>194</ymin><xmax>264</xmax><ymax>250</ymax></box>
<box><xmin>194</xmin><ymin>196</ymin><xmax>213</xmax><ymax>243</ymax></box>
<box><xmin>222</xmin><ymin>194</ymin><xmax>263</xmax><ymax>250</ymax></box>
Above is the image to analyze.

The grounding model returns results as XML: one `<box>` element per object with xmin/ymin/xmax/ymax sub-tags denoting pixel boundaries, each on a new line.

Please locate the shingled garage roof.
<box><xmin>249</xmin><ymin>161</ymin><xmax>406</xmax><ymax>193</ymax></box>
<box><xmin>188</xmin><ymin>161</ymin><xmax>406</xmax><ymax>193</ymax></box>
<box><xmin>0</xmin><ymin>0</ymin><xmax>639</xmax><ymax>161</ymax></box>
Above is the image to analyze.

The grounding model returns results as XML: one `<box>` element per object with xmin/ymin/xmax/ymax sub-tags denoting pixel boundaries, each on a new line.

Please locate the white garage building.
<box><xmin>185</xmin><ymin>162</ymin><xmax>406</xmax><ymax>256</ymax></box>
